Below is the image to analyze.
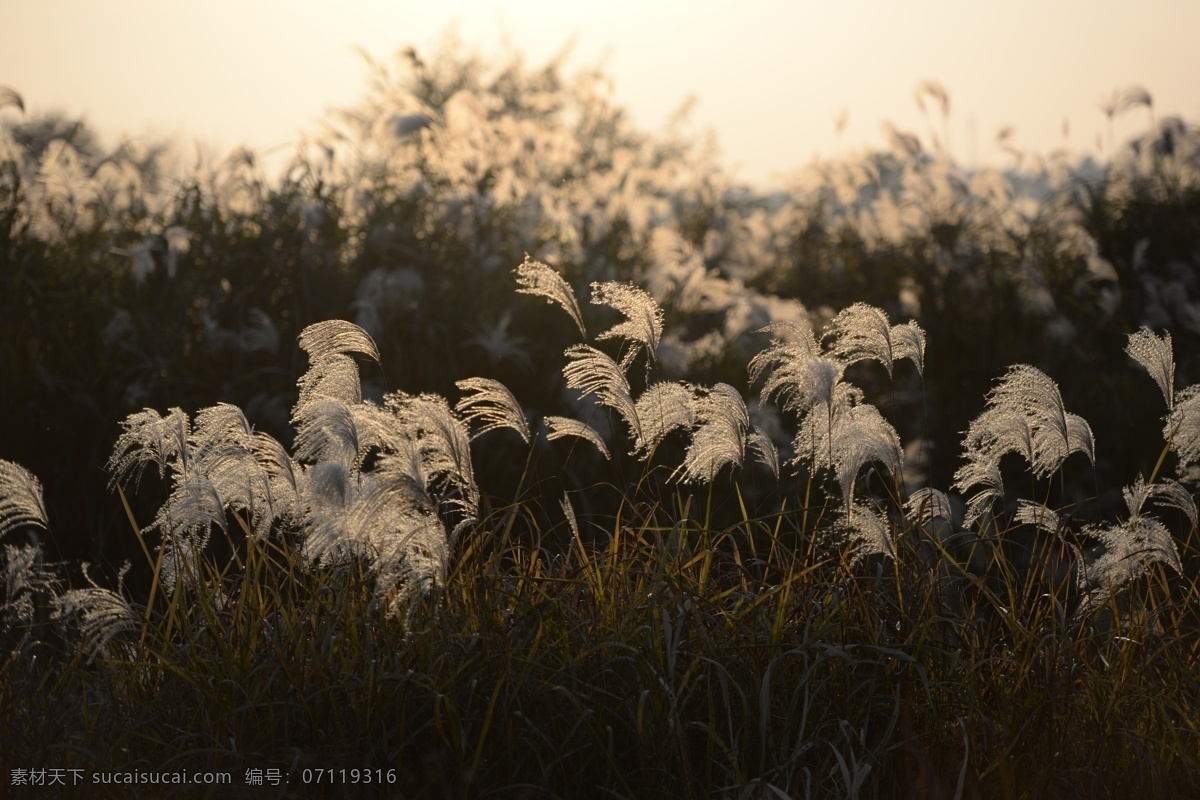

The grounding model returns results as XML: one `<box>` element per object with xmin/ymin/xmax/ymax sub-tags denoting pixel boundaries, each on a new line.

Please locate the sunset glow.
<box><xmin>5</xmin><ymin>0</ymin><xmax>1198</xmax><ymax>184</ymax></box>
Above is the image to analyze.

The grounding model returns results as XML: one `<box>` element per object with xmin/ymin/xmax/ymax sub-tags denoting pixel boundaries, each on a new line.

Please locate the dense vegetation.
<box><xmin>2</xmin><ymin>41</ymin><xmax>1200</xmax><ymax>798</ymax></box>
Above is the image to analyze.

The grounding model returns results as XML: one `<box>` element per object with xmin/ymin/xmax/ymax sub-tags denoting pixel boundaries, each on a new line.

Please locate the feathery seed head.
<box><xmin>514</xmin><ymin>255</ymin><xmax>586</xmax><ymax>338</ymax></box>
<box><xmin>915</xmin><ymin>79</ymin><xmax>951</xmax><ymax>118</ymax></box>
<box><xmin>676</xmin><ymin>384</ymin><xmax>749</xmax><ymax>484</ymax></box>
<box><xmin>303</xmin><ymin>471</ymin><xmax>447</xmax><ymax>603</ymax></box>
<box><xmin>295</xmin><ymin>354</ymin><xmax>364</xmax><ymax>412</ymax></box>
<box><xmin>0</xmin><ymin>86</ymin><xmax>24</xmax><ymax>113</ymax></box>
<box><xmin>1126</xmin><ymin>327</ymin><xmax>1175</xmax><ymax>410</ymax></box>
<box><xmin>750</xmin><ymin>342</ymin><xmax>843</xmax><ymax>417</ymax></box>
<box><xmin>826</xmin><ymin>303</ymin><xmax>893</xmax><ymax>375</ymax></box>
<box><xmin>560</xmin><ymin>494</ymin><xmax>581</xmax><ymax>542</ymax></box>
<box><xmin>107</xmin><ymin>407</ymin><xmax>191</xmax><ymax>486</ymax></box>
<box><xmin>633</xmin><ymin>382</ymin><xmax>696</xmax><ymax>456</ymax></box>
<box><xmin>1165</xmin><ymin>387</ymin><xmax>1200</xmax><ymax>467</ymax></box>
<box><xmin>298</xmin><ymin>319</ymin><xmax>381</xmax><ymax>365</ymax></box>
<box><xmin>293</xmin><ymin>322</ymin><xmax>379</xmax><ymax>436</ymax></box>
<box><xmin>51</xmin><ymin>564</ymin><xmax>138</xmax><ymax>663</ymax></box>
<box><xmin>1078</xmin><ymin>509</ymin><xmax>1181</xmax><ymax>613</ymax></box>
<box><xmin>830</xmin><ymin>403</ymin><xmax>903</xmax><ymax>507</ymax></box>
<box><xmin>0</xmin><ymin>461</ymin><xmax>48</xmax><ymax>540</ymax></box>
<box><xmin>890</xmin><ymin>321</ymin><xmax>926</xmax><ymax>377</ymax></box>
<box><xmin>384</xmin><ymin>392</ymin><xmax>478</xmax><ymax>516</ymax></box>
<box><xmin>292</xmin><ymin>396</ymin><xmax>365</xmax><ymax>467</ymax></box>
<box><xmin>455</xmin><ymin>378</ymin><xmax>531</xmax><ymax>443</ymax></box>
<box><xmin>756</xmin><ymin>319</ymin><xmax>820</xmax><ymax>353</ymax></box>
<box><xmin>191</xmin><ymin>403</ymin><xmax>253</xmax><ymax>462</ymax></box>
<box><xmin>590</xmin><ymin>280</ymin><xmax>664</xmax><ymax>365</ymax></box>
<box><xmin>978</xmin><ymin>365</ymin><xmax>1094</xmax><ymax>478</ymax></box>
<box><xmin>837</xmin><ymin>502</ymin><xmax>896</xmax><ymax>565</ymax></box>
<box><xmin>562</xmin><ymin>344</ymin><xmax>641</xmax><ymax>442</ymax></box>
<box><xmin>963</xmin><ymin>407</ymin><xmax>1035</xmax><ymax>465</ymax></box>
<box><xmin>906</xmin><ymin>487</ymin><xmax>952</xmax><ymax>526</ymax></box>
<box><xmin>824</xmin><ymin>303</ymin><xmax>926</xmax><ymax>378</ymax></box>
<box><xmin>3</xmin><ymin>543</ymin><xmax>58</xmax><ymax>634</ymax></box>
<box><xmin>1123</xmin><ymin>474</ymin><xmax>1198</xmax><ymax>529</ymax></box>
<box><xmin>748</xmin><ymin>426</ymin><xmax>781</xmax><ymax>479</ymax></box>
<box><xmin>952</xmin><ymin>453</ymin><xmax>1005</xmax><ymax>528</ymax></box>
<box><xmin>543</xmin><ymin>416</ymin><xmax>611</xmax><ymax>460</ymax></box>
<box><xmin>1013</xmin><ymin>500</ymin><xmax>1061</xmax><ymax>535</ymax></box>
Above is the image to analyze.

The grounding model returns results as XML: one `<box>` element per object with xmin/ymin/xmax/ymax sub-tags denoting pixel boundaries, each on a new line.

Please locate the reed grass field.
<box><xmin>2</xmin><ymin>41</ymin><xmax>1200</xmax><ymax>799</ymax></box>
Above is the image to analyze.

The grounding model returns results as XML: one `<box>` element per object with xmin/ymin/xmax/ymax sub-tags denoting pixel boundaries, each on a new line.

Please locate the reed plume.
<box><xmin>633</xmin><ymin>381</ymin><xmax>696</xmax><ymax>456</ymax></box>
<box><xmin>0</xmin><ymin>460</ymin><xmax>48</xmax><ymax>540</ymax></box>
<box><xmin>455</xmin><ymin>378</ymin><xmax>531</xmax><ymax>443</ymax></box>
<box><xmin>591</xmin><ymin>280</ymin><xmax>664</xmax><ymax>367</ymax></box>
<box><xmin>562</xmin><ymin>345</ymin><xmax>642</xmax><ymax>443</ymax></box>
<box><xmin>543</xmin><ymin>416</ymin><xmax>611</xmax><ymax>460</ymax></box>
<box><xmin>1126</xmin><ymin>327</ymin><xmax>1175</xmax><ymax>410</ymax></box>
<box><xmin>676</xmin><ymin>384</ymin><xmax>749</xmax><ymax>484</ymax></box>
<box><xmin>1077</xmin><ymin>475</ymin><xmax>1188</xmax><ymax>612</ymax></box>
<box><xmin>824</xmin><ymin>303</ymin><xmax>926</xmax><ymax>378</ymax></box>
<box><xmin>514</xmin><ymin>255</ymin><xmax>586</xmax><ymax>338</ymax></box>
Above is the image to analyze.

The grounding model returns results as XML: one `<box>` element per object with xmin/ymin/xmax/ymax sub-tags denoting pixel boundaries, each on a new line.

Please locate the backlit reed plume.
<box><xmin>591</xmin><ymin>280</ymin><xmax>664</xmax><ymax>367</ymax></box>
<box><xmin>954</xmin><ymin>365</ymin><xmax>1094</xmax><ymax>527</ymax></box>
<box><xmin>1076</xmin><ymin>475</ymin><xmax>1190</xmax><ymax>612</ymax></box>
<box><xmin>675</xmin><ymin>384</ymin><xmax>749</xmax><ymax>484</ymax></box>
<box><xmin>835</xmin><ymin>500</ymin><xmax>896</xmax><ymax>565</ymax></box>
<box><xmin>3</xmin><ymin>543</ymin><xmax>58</xmax><ymax>638</ymax></box>
<box><xmin>291</xmin><ymin>322</ymin><xmax>477</xmax><ymax>602</ymax></box>
<box><xmin>514</xmin><ymin>255</ymin><xmax>586</xmax><ymax>338</ymax></box>
<box><xmin>748</xmin><ymin>320</ymin><xmax>839</xmax><ymax>416</ymax></box>
<box><xmin>1</xmin><ymin>462</ymin><xmax>55</xmax><ymax>644</ymax></box>
<box><xmin>543</xmin><ymin>416</ymin><xmax>611</xmax><ymax>460</ymax></box>
<box><xmin>747</xmin><ymin>427</ymin><xmax>781</xmax><ymax>479</ymax></box>
<box><xmin>824</xmin><ymin>303</ymin><xmax>926</xmax><ymax>378</ymax></box>
<box><xmin>960</xmin><ymin>365</ymin><xmax>1094</xmax><ymax>480</ymax></box>
<box><xmin>562</xmin><ymin>345</ymin><xmax>641</xmax><ymax>443</ymax></box>
<box><xmin>1013</xmin><ymin>500</ymin><xmax>1061</xmax><ymax>536</ymax></box>
<box><xmin>0</xmin><ymin>461</ymin><xmax>136</xmax><ymax>662</ymax></box>
<box><xmin>1126</xmin><ymin>327</ymin><xmax>1175</xmax><ymax>410</ymax></box>
<box><xmin>51</xmin><ymin>563</ymin><xmax>138</xmax><ymax>663</ymax></box>
<box><xmin>794</xmin><ymin>385</ymin><xmax>903</xmax><ymax>511</ymax></box>
<box><xmin>455</xmin><ymin>378</ymin><xmax>531</xmax><ymax>443</ymax></box>
<box><xmin>0</xmin><ymin>461</ymin><xmax>48</xmax><ymax>539</ymax></box>
<box><xmin>107</xmin><ymin>407</ymin><xmax>191</xmax><ymax>486</ymax></box>
<box><xmin>633</xmin><ymin>381</ymin><xmax>696</xmax><ymax>456</ymax></box>
<box><xmin>751</xmin><ymin>308</ymin><xmax>907</xmax><ymax>510</ymax></box>
<box><xmin>1126</xmin><ymin>327</ymin><xmax>1200</xmax><ymax>469</ymax></box>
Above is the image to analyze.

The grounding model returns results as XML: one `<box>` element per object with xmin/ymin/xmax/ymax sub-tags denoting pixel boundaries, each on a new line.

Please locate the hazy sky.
<box><xmin>4</xmin><ymin>0</ymin><xmax>1198</xmax><ymax>187</ymax></box>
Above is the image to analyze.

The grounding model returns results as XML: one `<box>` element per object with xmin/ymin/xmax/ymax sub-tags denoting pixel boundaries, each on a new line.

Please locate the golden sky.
<box><xmin>4</xmin><ymin>0</ymin><xmax>1198</xmax><ymax>186</ymax></box>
